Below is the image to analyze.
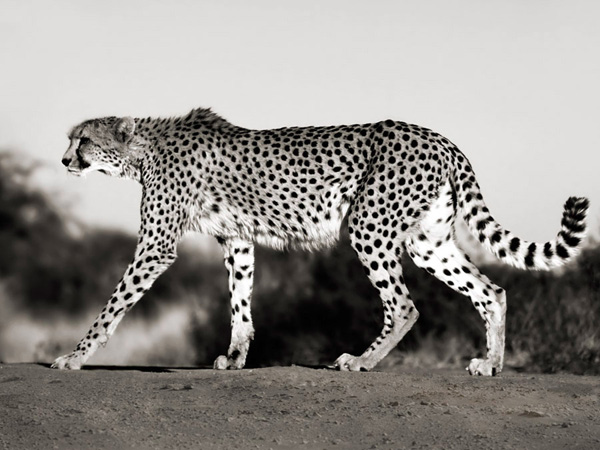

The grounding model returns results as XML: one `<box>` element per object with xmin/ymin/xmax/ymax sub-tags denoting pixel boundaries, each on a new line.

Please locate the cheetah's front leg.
<box><xmin>51</xmin><ymin>245</ymin><xmax>176</xmax><ymax>370</ymax></box>
<box><xmin>214</xmin><ymin>238</ymin><xmax>255</xmax><ymax>370</ymax></box>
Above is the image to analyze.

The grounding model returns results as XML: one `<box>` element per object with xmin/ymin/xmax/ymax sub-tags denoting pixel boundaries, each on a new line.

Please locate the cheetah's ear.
<box><xmin>115</xmin><ymin>117</ymin><xmax>135</xmax><ymax>143</ymax></box>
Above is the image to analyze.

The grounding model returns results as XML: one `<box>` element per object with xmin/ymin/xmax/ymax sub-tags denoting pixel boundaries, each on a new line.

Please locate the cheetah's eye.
<box><xmin>79</xmin><ymin>137</ymin><xmax>90</xmax><ymax>144</ymax></box>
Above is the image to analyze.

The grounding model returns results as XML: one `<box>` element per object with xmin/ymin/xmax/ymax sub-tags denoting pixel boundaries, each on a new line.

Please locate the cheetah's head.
<box><xmin>62</xmin><ymin>116</ymin><xmax>142</xmax><ymax>179</ymax></box>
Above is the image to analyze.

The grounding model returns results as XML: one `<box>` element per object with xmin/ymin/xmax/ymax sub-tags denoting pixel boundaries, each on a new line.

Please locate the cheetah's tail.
<box><xmin>453</xmin><ymin>162</ymin><xmax>589</xmax><ymax>270</ymax></box>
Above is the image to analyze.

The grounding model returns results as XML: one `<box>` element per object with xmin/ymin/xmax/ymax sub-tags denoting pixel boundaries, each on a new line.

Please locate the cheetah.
<box><xmin>54</xmin><ymin>108</ymin><xmax>589</xmax><ymax>375</ymax></box>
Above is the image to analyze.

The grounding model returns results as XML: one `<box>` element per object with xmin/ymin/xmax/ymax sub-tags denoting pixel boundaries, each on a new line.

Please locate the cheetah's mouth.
<box><xmin>67</xmin><ymin>167</ymin><xmax>84</xmax><ymax>176</ymax></box>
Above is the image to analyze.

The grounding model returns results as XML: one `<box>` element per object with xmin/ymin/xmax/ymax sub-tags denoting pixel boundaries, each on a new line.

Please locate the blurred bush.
<box><xmin>1</xmin><ymin>151</ymin><xmax>598</xmax><ymax>373</ymax></box>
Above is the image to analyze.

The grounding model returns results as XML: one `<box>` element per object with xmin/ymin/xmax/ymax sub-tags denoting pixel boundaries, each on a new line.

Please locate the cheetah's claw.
<box><xmin>466</xmin><ymin>358</ymin><xmax>499</xmax><ymax>376</ymax></box>
<box><xmin>51</xmin><ymin>352</ymin><xmax>83</xmax><ymax>370</ymax></box>
<box><xmin>334</xmin><ymin>353</ymin><xmax>373</xmax><ymax>372</ymax></box>
<box><xmin>213</xmin><ymin>354</ymin><xmax>245</xmax><ymax>370</ymax></box>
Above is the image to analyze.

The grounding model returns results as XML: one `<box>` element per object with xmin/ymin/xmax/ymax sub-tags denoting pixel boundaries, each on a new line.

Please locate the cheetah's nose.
<box><xmin>61</xmin><ymin>157</ymin><xmax>71</xmax><ymax>167</ymax></box>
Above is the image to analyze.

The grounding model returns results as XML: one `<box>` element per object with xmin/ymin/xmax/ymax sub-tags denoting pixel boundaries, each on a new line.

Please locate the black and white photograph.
<box><xmin>1</xmin><ymin>1</ymin><xmax>599</xmax><ymax>448</ymax></box>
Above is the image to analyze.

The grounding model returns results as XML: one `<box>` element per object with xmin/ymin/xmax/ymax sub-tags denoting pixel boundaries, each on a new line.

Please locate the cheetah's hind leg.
<box><xmin>406</xmin><ymin>234</ymin><xmax>506</xmax><ymax>376</ymax></box>
<box><xmin>333</xmin><ymin>223</ymin><xmax>418</xmax><ymax>372</ymax></box>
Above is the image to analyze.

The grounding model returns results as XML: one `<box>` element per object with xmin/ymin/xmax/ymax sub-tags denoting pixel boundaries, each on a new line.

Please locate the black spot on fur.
<box><xmin>556</xmin><ymin>244</ymin><xmax>569</xmax><ymax>259</ymax></box>
<box><xmin>561</xmin><ymin>232</ymin><xmax>581</xmax><ymax>248</ymax></box>
<box><xmin>509</xmin><ymin>237</ymin><xmax>520</xmax><ymax>252</ymax></box>
<box><xmin>524</xmin><ymin>243</ymin><xmax>536</xmax><ymax>267</ymax></box>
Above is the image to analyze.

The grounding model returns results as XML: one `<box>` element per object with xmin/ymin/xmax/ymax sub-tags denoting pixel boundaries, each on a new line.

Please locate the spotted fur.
<box><xmin>53</xmin><ymin>108</ymin><xmax>589</xmax><ymax>375</ymax></box>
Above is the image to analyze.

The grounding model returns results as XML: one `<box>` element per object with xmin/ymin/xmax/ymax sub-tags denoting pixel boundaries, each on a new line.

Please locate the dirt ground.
<box><xmin>0</xmin><ymin>363</ymin><xmax>598</xmax><ymax>449</ymax></box>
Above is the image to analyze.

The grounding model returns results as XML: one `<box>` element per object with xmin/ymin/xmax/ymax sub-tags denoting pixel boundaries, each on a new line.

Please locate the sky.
<box><xmin>1</xmin><ymin>0</ymin><xmax>599</xmax><ymax>245</ymax></box>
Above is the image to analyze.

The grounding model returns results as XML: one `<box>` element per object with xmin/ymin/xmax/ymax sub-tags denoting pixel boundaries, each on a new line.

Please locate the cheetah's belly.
<box><xmin>254</xmin><ymin>198</ymin><xmax>350</xmax><ymax>251</ymax></box>
<box><xmin>190</xmin><ymin>193</ymin><xmax>351</xmax><ymax>251</ymax></box>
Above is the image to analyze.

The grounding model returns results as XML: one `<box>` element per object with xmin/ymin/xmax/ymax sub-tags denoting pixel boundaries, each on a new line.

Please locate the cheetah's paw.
<box><xmin>213</xmin><ymin>354</ymin><xmax>245</xmax><ymax>370</ymax></box>
<box><xmin>51</xmin><ymin>352</ymin><xmax>83</xmax><ymax>370</ymax></box>
<box><xmin>334</xmin><ymin>353</ymin><xmax>372</xmax><ymax>372</ymax></box>
<box><xmin>466</xmin><ymin>358</ymin><xmax>499</xmax><ymax>376</ymax></box>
